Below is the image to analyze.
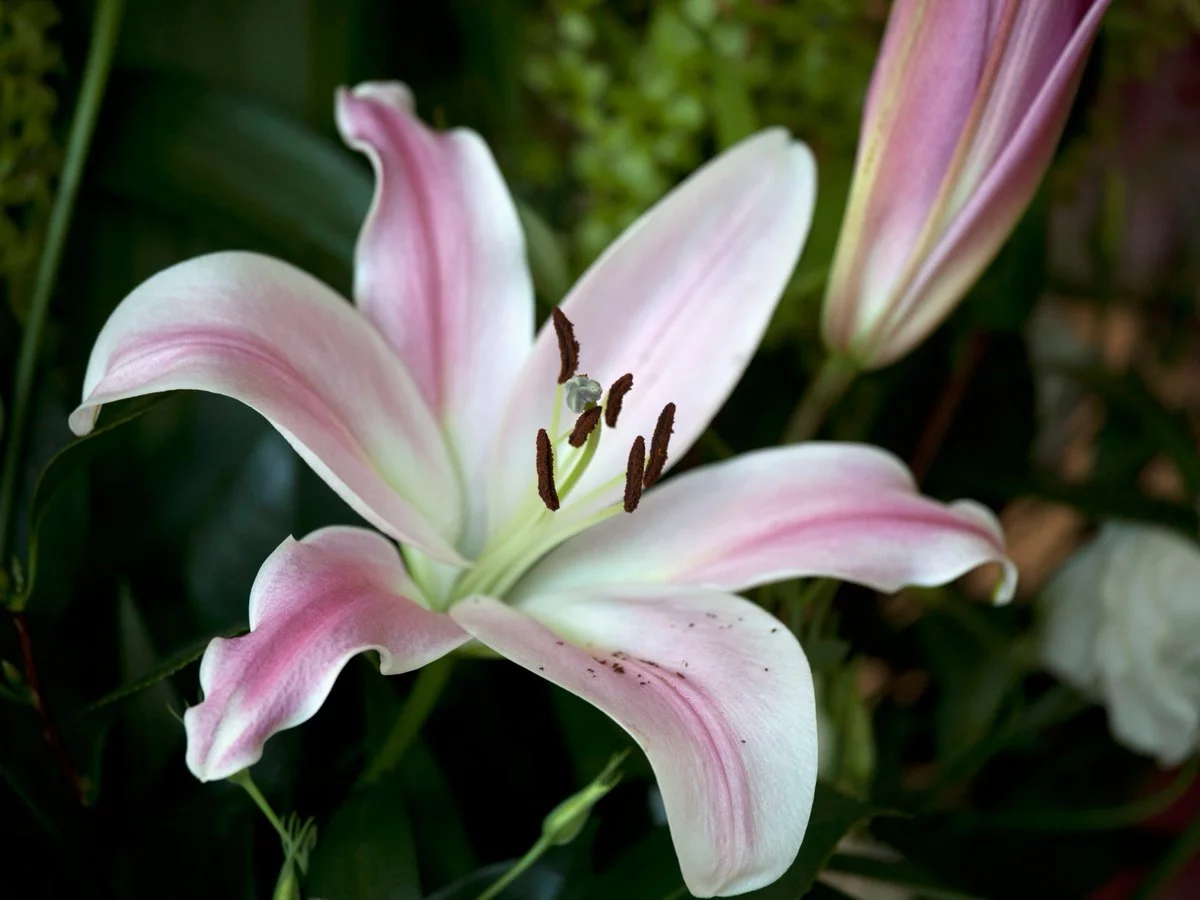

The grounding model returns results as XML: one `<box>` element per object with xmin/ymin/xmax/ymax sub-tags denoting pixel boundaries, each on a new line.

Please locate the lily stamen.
<box><xmin>551</xmin><ymin>308</ymin><xmax>580</xmax><ymax>384</ymax></box>
<box><xmin>624</xmin><ymin>436</ymin><xmax>646</xmax><ymax>513</ymax></box>
<box><xmin>605</xmin><ymin>373</ymin><xmax>634</xmax><ymax>427</ymax></box>
<box><xmin>536</xmin><ymin>428</ymin><xmax>559</xmax><ymax>511</ymax></box>
<box><xmin>568</xmin><ymin>406</ymin><xmax>603</xmax><ymax>448</ymax></box>
<box><xmin>643</xmin><ymin>402</ymin><xmax>675</xmax><ymax>487</ymax></box>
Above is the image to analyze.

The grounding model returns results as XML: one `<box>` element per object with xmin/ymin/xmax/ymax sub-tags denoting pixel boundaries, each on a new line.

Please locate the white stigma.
<box><xmin>564</xmin><ymin>375</ymin><xmax>602</xmax><ymax>413</ymax></box>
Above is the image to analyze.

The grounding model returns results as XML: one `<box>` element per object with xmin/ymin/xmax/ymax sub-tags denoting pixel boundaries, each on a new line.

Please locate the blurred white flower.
<box><xmin>1039</xmin><ymin>521</ymin><xmax>1200</xmax><ymax>766</ymax></box>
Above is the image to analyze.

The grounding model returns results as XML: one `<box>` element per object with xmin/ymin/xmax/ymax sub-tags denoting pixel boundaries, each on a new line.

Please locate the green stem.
<box><xmin>1135</xmin><ymin>785</ymin><xmax>1200</xmax><ymax>899</ymax></box>
<box><xmin>973</xmin><ymin>757</ymin><xmax>1198</xmax><ymax>833</ymax></box>
<box><xmin>0</xmin><ymin>0</ymin><xmax>124</xmax><ymax>568</ymax></box>
<box><xmin>916</xmin><ymin>685</ymin><xmax>1088</xmax><ymax>808</ymax></box>
<box><xmin>229</xmin><ymin>770</ymin><xmax>289</xmax><ymax>845</ymax></box>
<box><xmin>360</xmin><ymin>656</ymin><xmax>455</xmax><ymax>784</ymax></box>
<box><xmin>476</xmin><ymin>835</ymin><xmax>555</xmax><ymax>900</ymax></box>
<box><xmin>782</xmin><ymin>356</ymin><xmax>859</xmax><ymax>444</ymax></box>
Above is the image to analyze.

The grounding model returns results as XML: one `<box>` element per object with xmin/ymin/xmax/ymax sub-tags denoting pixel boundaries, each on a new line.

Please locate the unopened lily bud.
<box><xmin>822</xmin><ymin>0</ymin><xmax>1112</xmax><ymax>370</ymax></box>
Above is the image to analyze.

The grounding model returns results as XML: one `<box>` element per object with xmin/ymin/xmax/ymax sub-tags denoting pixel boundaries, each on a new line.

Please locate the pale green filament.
<box><xmin>450</xmin><ymin>387</ymin><xmax>632</xmax><ymax>604</ymax></box>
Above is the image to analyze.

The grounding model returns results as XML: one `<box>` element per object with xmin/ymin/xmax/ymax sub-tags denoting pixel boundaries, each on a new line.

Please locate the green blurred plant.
<box><xmin>0</xmin><ymin>0</ymin><xmax>61</xmax><ymax>319</ymax></box>
<box><xmin>521</xmin><ymin>0</ymin><xmax>880</xmax><ymax>265</ymax></box>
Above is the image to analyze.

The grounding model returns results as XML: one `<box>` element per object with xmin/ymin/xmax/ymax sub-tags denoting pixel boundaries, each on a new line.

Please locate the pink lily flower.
<box><xmin>71</xmin><ymin>84</ymin><xmax>1015</xmax><ymax>896</ymax></box>
<box><xmin>823</xmin><ymin>0</ymin><xmax>1112</xmax><ymax>370</ymax></box>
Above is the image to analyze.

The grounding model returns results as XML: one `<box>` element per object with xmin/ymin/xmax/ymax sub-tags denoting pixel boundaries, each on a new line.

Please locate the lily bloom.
<box><xmin>71</xmin><ymin>84</ymin><xmax>1015</xmax><ymax>897</ymax></box>
<box><xmin>822</xmin><ymin>0</ymin><xmax>1112</xmax><ymax>370</ymax></box>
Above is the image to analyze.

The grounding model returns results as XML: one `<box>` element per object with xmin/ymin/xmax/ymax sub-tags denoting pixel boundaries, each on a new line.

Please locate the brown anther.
<box><xmin>643</xmin><ymin>402</ymin><xmax>675</xmax><ymax>487</ymax></box>
<box><xmin>604</xmin><ymin>373</ymin><xmax>634</xmax><ymax>427</ymax></box>
<box><xmin>551</xmin><ymin>308</ymin><xmax>580</xmax><ymax>384</ymax></box>
<box><xmin>568</xmin><ymin>406</ymin><xmax>602</xmax><ymax>448</ymax></box>
<box><xmin>623</xmin><ymin>435</ymin><xmax>646</xmax><ymax>513</ymax></box>
<box><xmin>536</xmin><ymin>428</ymin><xmax>560</xmax><ymax>510</ymax></box>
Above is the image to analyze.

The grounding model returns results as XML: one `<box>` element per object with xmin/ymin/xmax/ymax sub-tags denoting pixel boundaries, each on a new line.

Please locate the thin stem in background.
<box><xmin>12</xmin><ymin>612</ymin><xmax>85</xmax><ymax>804</ymax></box>
<box><xmin>0</xmin><ymin>0</ymin><xmax>125</xmax><ymax>571</ymax></box>
<box><xmin>360</xmin><ymin>656</ymin><xmax>455</xmax><ymax>785</ymax></box>
<box><xmin>475</xmin><ymin>834</ymin><xmax>555</xmax><ymax>900</ymax></box>
<box><xmin>782</xmin><ymin>355</ymin><xmax>859</xmax><ymax>444</ymax></box>
<box><xmin>1135</xmin><ymin>782</ymin><xmax>1200</xmax><ymax>899</ymax></box>
<box><xmin>909</xmin><ymin>332</ymin><xmax>989</xmax><ymax>483</ymax></box>
<box><xmin>970</xmin><ymin>757</ymin><xmax>1198</xmax><ymax>833</ymax></box>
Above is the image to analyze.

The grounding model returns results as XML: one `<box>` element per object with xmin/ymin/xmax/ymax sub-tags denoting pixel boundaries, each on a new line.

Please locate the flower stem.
<box><xmin>360</xmin><ymin>656</ymin><xmax>455</xmax><ymax>785</ymax></box>
<box><xmin>0</xmin><ymin>0</ymin><xmax>125</xmax><ymax>570</ymax></box>
<box><xmin>229</xmin><ymin>770</ymin><xmax>289</xmax><ymax>845</ymax></box>
<box><xmin>1135</xmin><ymin>786</ymin><xmax>1200</xmax><ymax>898</ymax></box>
<box><xmin>12</xmin><ymin>611</ymin><xmax>85</xmax><ymax>804</ymax></box>
<box><xmin>476</xmin><ymin>835</ymin><xmax>555</xmax><ymax>900</ymax></box>
<box><xmin>974</xmin><ymin>756</ymin><xmax>1198</xmax><ymax>832</ymax></box>
<box><xmin>781</xmin><ymin>355</ymin><xmax>858</xmax><ymax>444</ymax></box>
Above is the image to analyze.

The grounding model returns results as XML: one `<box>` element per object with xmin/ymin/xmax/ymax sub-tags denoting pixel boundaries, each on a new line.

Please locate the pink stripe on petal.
<box><xmin>185</xmin><ymin>527</ymin><xmax>467</xmax><ymax>781</ymax></box>
<box><xmin>450</xmin><ymin>589</ymin><xmax>815</xmax><ymax>898</ymax></box>
<box><xmin>489</xmin><ymin>130</ymin><xmax>815</xmax><ymax>531</ymax></box>
<box><xmin>518</xmin><ymin>444</ymin><xmax>1016</xmax><ymax>602</ymax></box>
<box><xmin>337</xmin><ymin>83</ymin><xmax>534</xmax><ymax>550</ymax></box>
<box><xmin>70</xmin><ymin>251</ymin><xmax>465</xmax><ymax>563</ymax></box>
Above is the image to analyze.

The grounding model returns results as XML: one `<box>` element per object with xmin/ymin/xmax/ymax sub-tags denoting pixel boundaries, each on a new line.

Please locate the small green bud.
<box><xmin>541</xmin><ymin>750</ymin><xmax>629</xmax><ymax>846</ymax></box>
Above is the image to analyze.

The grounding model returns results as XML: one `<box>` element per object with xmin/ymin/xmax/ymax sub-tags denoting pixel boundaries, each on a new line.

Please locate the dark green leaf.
<box><xmin>9</xmin><ymin>395</ymin><xmax>167</xmax><ymax>611</ymax></box>
<box><xmin>77</xmin><ymin>633</ymin><xmax>218</xmax><ymax>717</ymax></box>
<box><xmin>92</xmin><ymin>72</ymin><xmax>370</xmax><ymax>292</ymax></box>
<box><xmin>306</xmin><ymin>780</ymin><xmax>422</xmax><ymax>900</ymax></box>
<box><xmin>825</xmin><ymin>854</ymin><xmax>988</xmax><ymax>900</ymax></box>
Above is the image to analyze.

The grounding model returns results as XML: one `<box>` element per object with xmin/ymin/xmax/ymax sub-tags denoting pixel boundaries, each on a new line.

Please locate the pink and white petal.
<box><xmin>873</xmin><ymin>0</ymin><xmax>1110</xmax><ymax>367</ymax></box>
<box><xmin>70</xmin><ymin>251</ymin><xmax>465</xmax><ymax>562</ymax></box>
<box><xmin>517</xmin><ymin>444</ymin><xmax>1016</xmax><ymax>602</ymax></box>
<box><xmin>185</xmin><ymin>527</ymin><xmax>468</xmax><ymax>781</ymax></box>
<box><xmin>336</xmin><ymin>82</ymin><xmax>534</xmax><ymax>534</ymax></box>
<box><xmin>450</xmin><ymin>589</ymin><xmax>816</xmax><ymax>898</ymax></box>
<box><xmin>489</xmin><ymin>130</ymin><xmax>816</xmax><ymax>531</ymax></box>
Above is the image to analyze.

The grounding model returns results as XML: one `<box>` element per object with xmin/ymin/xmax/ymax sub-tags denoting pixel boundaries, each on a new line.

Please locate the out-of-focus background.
<box><xmin>2</xmin><ymin>1</ymin><xmax>1199</xmax><ymax>897</ymax></box>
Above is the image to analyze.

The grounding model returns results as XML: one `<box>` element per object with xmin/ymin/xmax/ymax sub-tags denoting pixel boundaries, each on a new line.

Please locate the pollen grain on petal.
<box><xmin>551</xmin><ymin>307</ymin><xmax>580</xmax><ymax>384</ymax></box>
<box><xmin>604</xmin><ymin>372</ymin><xmax>634</xmax><ymax>427</ymax></box>
<box><xmin>643</xmin><ymin>401</ymin><xmax>676</xmax><ymax>487</ymax></box>
<box><xmin>536</xmin><ymin>427</ymin><xmax>560</xmax><ymax>511</ymax></box>
<box><xmin>624</xmin><ymin>435</ymin><xmax>646</xmax><ymax>513</ymax></box>
<box><xmin>568</xmin><ymin>406</ymin><xmax>603</xmax><ymax>447</ymax></box>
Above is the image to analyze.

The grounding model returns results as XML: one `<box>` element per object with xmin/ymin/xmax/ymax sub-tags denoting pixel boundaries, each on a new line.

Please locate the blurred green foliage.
<box><xmin>0</xmin><ymin>0</ymin><xmax>61</xmax><ymax>317</ymax></box>
<box><xmin>520</xmin><ymin>0</ymin><xmax>879</xmax><ymax>265</ymax></box>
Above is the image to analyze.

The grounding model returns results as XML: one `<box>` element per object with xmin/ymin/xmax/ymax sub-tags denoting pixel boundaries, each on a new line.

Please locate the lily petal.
<box><xmin>489</xmin><ymin>130</ymin><xmax>816</xmax><ymax>530</ymax></box>
<box><xmin>336</xmin><ymin>82</ymin><xmax>534</xmax><ymax>546</ymax></box>
<box><xmin>450</xmin><ymin>589</ymin><xmax>815</xmax><ymax>898</ymax></box>
<box><xmin>185</xmin><ymin>527</ymin><xmax>468</xmax><ymax>781</ymax></box>
<box><xmin>518</xmin><ymin>444</ymin><xmax>1016</xmax><ymax>601</ymax></box>
<box><xmin>70</xmin><ymin>251</ymin><xmax>465</xmax><ymax>562</ymax></box>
